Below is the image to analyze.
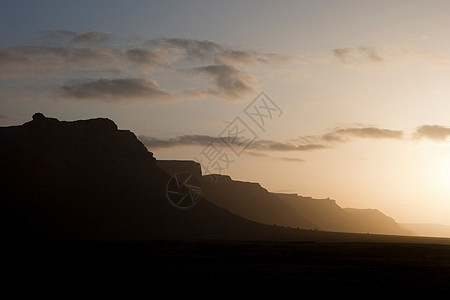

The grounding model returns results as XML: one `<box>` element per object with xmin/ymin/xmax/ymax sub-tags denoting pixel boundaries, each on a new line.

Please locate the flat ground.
<box><xmin>6</xmin><ymin>235</ymin><xmax>450</xmax><ymax>296</ymax></box>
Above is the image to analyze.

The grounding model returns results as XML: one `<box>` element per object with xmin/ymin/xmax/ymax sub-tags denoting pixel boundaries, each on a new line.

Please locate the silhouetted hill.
<box><xmin>200</xmin><ymin>174</ymin><xmax>314</xmax><ymax>229</ymax></box>
<box><xmin>155</xmin><ymin>161</ymin><xmax>410</xmax><ymax>235</ymax></box>
<box><xmin>0</xmin><ymin>113</ymin><xmax>304</xmax><ymax>241</ymax></box>
<box><xmin>274</xmin><ymin>193</ymin><xmax>410</xmax><ymax>235</ymax></box>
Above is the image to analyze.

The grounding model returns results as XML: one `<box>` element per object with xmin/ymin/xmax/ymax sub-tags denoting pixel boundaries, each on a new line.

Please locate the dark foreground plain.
<box><xmin>6</xmin><ymin>235</ymin><xmax>450</xmax><ymax>296</ymax></box>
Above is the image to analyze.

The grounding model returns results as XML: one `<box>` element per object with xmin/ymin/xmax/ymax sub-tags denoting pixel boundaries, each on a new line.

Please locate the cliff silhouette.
<box><xmin>1</xmin><ymin>113</ymin><xmax>410</xmax><ymax>241</ymax></box>
<box><xmin>1</xmin><ymin>113</ymin><xmax>295</xmax><ymax>241</ymax></box>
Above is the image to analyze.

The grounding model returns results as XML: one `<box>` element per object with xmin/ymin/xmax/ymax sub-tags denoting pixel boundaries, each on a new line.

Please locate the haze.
<box><xmin>1</xmin><ymin>0</ymin><xmax>449</xmax><ymax>226</ymax></box>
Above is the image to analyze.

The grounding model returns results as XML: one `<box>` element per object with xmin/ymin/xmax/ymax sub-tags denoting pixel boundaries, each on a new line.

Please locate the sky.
<box><xmin>1</xmin><ymin>0</ymin><xmax>450</xmax><ymax>225</ymax></box>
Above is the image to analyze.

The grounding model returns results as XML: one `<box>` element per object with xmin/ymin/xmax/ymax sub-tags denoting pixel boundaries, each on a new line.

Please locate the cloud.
<box><xmin>215</xmin><ymin>50</ymin><xmax>292</xmax><ymax>65</ymax></box>
<box><xmin>279</xmin><ymin>157</ymin><xmax>306</xmax><ymax>162</ymax></box>
<box><xmin>322</xmin><ymin>127</ymin><xmax>404</xmax><ymax>142</ymax></box>
<box><xmin>333</xmin><ymin>45</ymin><xmax>450</xmax><ymax>66</ymax></box>
<box><xmin>59</xmin><ymin>78</ymin><xmax>172</xmax><ymax>101</ymax></box>
<box><xmin>251</xmin><ymin>139</ymin><xmax>327</xmax><ymax>151</ymax></box>
<box><xmin>139</xmin><ymin>134</ymin><xmax>327</xmax><ymax>152</ymax></box>
<box><xmin>139</xmin><ymin>135</ymin><xmax>223</xmax><ymax>148</ymax></box>
<box><xmin>193</xmin><ymin>64</ymin><xmax>255</xmax><ymax>99</ymax></box>
<box><xmin>35</xmin><ymin>30</ymin><xmax>77</xmax><ymax>44</ymax></box>
<box><xmin>333</xmin><ymin>47</ymin><xmax>384</xmax><ymax>65</ymax></box>
<box><xmin>0</xmin><ymin>33</ymin><xmax>296</xmax><ymax>102</ymax></box>
<box><xmin>71</xmin><ymin>30</ymin><xmax>111</xmax><ymax>44</ymax></box>
<box><xmin>414</xmin><ymin>125</ymin><xmax>450</xmax><ymax>142</ymax></box>
<box><xmin>35</xmin><ymin>30</ymin><xmax>111</xmax><ymax>45</ymax></box>
<box><xmin>0</xmin><ymin>48</ymin><xmax>30</xmax><ymax>67</ymax></box>
<box><xmin>294</xmin><ymin>126</ymin><xmax>404</xmax><ymax>148</ymax></box>
<box><xmin>0</xmin><ymin>46</ymin><xmax>117</xmax><ymax>72</ymax></box>
<box><xmin>126</xmin><ymin>48</ymin><xmax>178</xmax><ymax>65</ymax></box>
<box><xmin>146</xmin><ymin>38</ymin><xmax>293</xmax><ymax>66</ymax></box>
<box><xmin>246</xmin><ymin>152</ymin><xmax>305</xmax><ymax>162</ymax></box>
<box><xmin>146</xmin><ymin>38</ymin><xmax>222</xmax><ymax>61</ymax></box>
<box><xmin>0</xmin><ymin>45</ymin><xmax>177</xmax><ymax>79</ymax></box>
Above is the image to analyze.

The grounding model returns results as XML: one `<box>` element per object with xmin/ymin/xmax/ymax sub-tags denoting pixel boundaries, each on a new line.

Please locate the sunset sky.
<box><xmin>1</xmin><ymin>0</ymin><xmax>449</xmax><ymax>225</ymax></box>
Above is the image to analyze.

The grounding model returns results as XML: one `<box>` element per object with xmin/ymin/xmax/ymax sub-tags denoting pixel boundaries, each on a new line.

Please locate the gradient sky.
<box><xmin>1</xmin><ymin>0</ymin><xmax>450</xmax><ymax>225</ymax></box>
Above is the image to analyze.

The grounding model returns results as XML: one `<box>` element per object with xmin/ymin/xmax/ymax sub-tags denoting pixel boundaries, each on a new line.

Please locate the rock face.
<box><xmin>1</xmin><ymin>114</ymin><xmax>292</xmax><ymax>241</ymax></box>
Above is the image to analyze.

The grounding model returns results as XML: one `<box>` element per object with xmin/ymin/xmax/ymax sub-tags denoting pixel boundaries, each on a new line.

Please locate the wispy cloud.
<box><xmin>298</xmin><ymin>126</ymin><xmax>404</xmax><ymax>145</ymax></box>
<box><xmin>140</xmin><ymin>123</ymin><xmax>449</xmax><ymax>161</ymax></box>
<box><xmin>140</xmin><ymin>126</ymin><xmax>404</xmax><ymax>153</ymax></box>
<box><xmin>34</xmin><ymin>30</ymin><xmax>111</xmax><ymax>46</ymax></box>
<box><xmin>252</xmin><ymin>139</ymin><xmax>327</xmax><ymax>151</ymax></box>
<box><xmin>71</xmin><ymin>30</ymin><xmax>111</xmax><ymax>44</ymax></box>
<box><xmin>59</xmin><ymin>78</ymin><xmax>173</xmax><ymax>102</ymax></box>
<box><xmin>193</xmin><ymin>64</ymin><xmax>255</xmax><ymax>99</ymax></box>
<box><xmin>246</xmin><ymin>152</ymin><xmax>305</xmax><ymax>162</ymax></box>
<box><xmin>413</xmin><ymin>125</ymin><xmax>450</xmax><ymax>142</ymax></box>
<box><xmin>322</xmin><ymin>127</ymin><xmax>404</xmax><ymax>143</ymax></box>
<box><xmin>0</xmin><ymin>46</ymin><xmax>174</xmax><ymax>76</ymax></box>
<box><xmin>146</xmin><ymin>38</ymin><xmax>222</xmax><ymax>61</ymax></box>
<box><xmin>215</xmin><ymin>50</ymin><xmax>292</xmax><ymax>65</ymax></box>
<box><xmin>35</xmin><ymin>30</ymin><xmax>77</xmax><ymax>44</ymax></box>
<box><xmin>334</xmin><ymin>47</ymin><xmax>384</xmax><ymax>65</ymax></box>
<box><xmin>146</xmin><ymin>37</ymin><xmax>293</xmax><ymax>66</ymax></box>
<box><xmin>0</xmin><ymin>34</ymin><xmax>294</xmax><ymax>102</ymax></box>
<box><xmin>139</xmin><ymin>134</ymin><xmax>327</xmax><ymax>152</ymax></box>
<box><xmin>333</xmin><ymin>44</ymin><xmax>450</xmax><ymax>66</ymax></box>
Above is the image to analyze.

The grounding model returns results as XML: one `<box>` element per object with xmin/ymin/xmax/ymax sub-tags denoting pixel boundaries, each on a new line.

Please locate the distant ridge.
<box><xmin>274</xmin><ymin>193</ymin><xmax>410</xmax><ymax>235</ymax></box>
<box><xmin>156</xmin><ymin>161</ymin><xmax>410</xmax><ymax>235</ymax></box>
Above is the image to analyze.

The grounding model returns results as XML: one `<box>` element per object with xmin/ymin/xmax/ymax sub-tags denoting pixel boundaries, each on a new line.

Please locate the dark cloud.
<box><xmin>71</xmin><ymin>30</ymin><xmax>111</xmax><ymax>44</ymax></box>
<box><xmin>59</xmin><ymin>78</ymin><xmax>171</xmax><ymax>101</ymax></box>
<box><xmin>333</xmin><ymin>47</ymin><xmax>384</xmax><ymax>65</ymax></box>
<box><xmin>414</xmin><ymin>125</ymin><xmax>450</xmax><ymax>142</ymax></box>
<box><xmin>193</xmin><ymin>64</ymin><xmax>255</xmax><ymax>99</ymax></box>
<box><xmin>139</xmin><ymin>134</ymin><xmax>327</xmax><ymax>152</ymax></box>
<box><xmin>323</xmin><ymin>127</ymin><xmax>403</xmax><ymax>142</ymax></box>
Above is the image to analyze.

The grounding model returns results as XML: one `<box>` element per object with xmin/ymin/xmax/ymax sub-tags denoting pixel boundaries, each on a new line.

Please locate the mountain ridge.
<box><xmin>1</xmin><ymin>113</ymin><xmax>441</xmax><ymax>240</ymax></box>
<box><xmin>2</xmin><ymin>113</ymin><xmax>306</xmax><ymax>241</ymax></box>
